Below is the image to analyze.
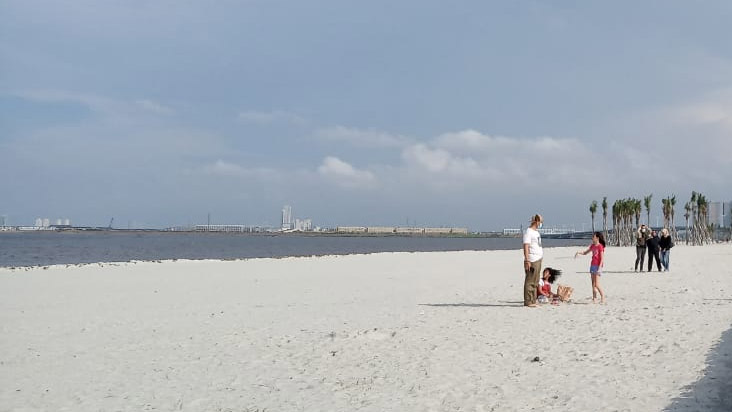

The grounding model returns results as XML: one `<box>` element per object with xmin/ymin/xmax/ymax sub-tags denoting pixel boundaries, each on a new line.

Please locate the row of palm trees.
<box><xmin>684</xmin><ymin>191</ymin><xmax>713</xmax><ymax>245</ymax></box>
<box><xmin>588</xmin><ymin>191</ymin><xmax>713</xmax><ymax>246</ymax></box>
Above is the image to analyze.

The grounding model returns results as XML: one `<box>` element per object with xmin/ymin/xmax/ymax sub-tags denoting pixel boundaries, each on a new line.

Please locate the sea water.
<box><xmin>0</xmin><ymin>231</ymin><xmax>588</xmax><ymax>267</ymax></box>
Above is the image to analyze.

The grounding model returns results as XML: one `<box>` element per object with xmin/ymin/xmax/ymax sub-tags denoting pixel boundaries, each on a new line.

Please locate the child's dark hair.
<box><xmin>544</xmin><ymin>267</ymin><xmax>562</xmax><ymax>284</ymax></box>
<box><xmin>594</xmin><ymin>231</ymin><xmax>606</xmax><ymax>247</ymax></box>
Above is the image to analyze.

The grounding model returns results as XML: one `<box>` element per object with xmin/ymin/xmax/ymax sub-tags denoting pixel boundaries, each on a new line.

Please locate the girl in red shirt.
<box><xmin>575</xmin><ymin>232</ymin><xmax>606</xmax><ymax>303</ymax></box>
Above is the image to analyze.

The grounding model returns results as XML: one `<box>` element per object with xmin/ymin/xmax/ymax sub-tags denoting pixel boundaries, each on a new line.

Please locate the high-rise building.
<box><xmin>35</xmin><ymin>218</ymin><xmax>43</xmax><ymax>227</ymax></box>
<box><xmin>281</xmin><ymin>205</ymin><xmax>293</xmax><ymax>230</ymax></box>
<box><xmin>708</xmin><ymin>201</ymin><xmax>732</xmax><ymax>228</ymax></box>
<box><xmin>720</xmin><ymin>201</ymin><xmax>732</xmax><ymax>228</ymax></box>
<box><xmin>0</xmin><ymin>215</ymin><xmax>5</xmax><ymax>227</ymax></box>
<box><xmin>709</xmin><ymin>202</ymin><xmax>724</xmax><ymax>227</ymax></box>
<box><xmin>294</xmin><ymin>218</ymin><xmax>313</xmax><ymax>231</ymax></box>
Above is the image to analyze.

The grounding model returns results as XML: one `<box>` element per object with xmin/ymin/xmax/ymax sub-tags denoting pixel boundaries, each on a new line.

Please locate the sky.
<box><xmin>1</xmin><ymin>1</ymin><xmax>731</xmax><ymax>231</ymax></box>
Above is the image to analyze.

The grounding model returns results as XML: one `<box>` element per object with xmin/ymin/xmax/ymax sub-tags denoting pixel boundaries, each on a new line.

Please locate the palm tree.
<box><xmin>686</xmin><ymin>191</ymin><xmax>712</xmax><ymax>245</ymax></box>
<box><xmin>602</xmin><ymin>197</ymin><xmax>608</xmax><ymax>240</ymax></box>
<box><xmin>691</xmin><ymin>192</ymin><xmax>698</xmax><ymax>244</ymax></box>
<box><xmin>697</xmin><ymin>193</ymin><xmax>710</xmax><ymax>243</ymax></box>
<box><xmin>644</xmin><ymin>194</ymin><xmax>653</xmax><ymax>227</ymax></box>
<box><xmin>629</xmin><ymin>199</ymin><xmax>638</xmax><ymax>245</ymax></box>
<box><xmin>612</xmin><ymin>200</ymin><xmax>620</xmax><ymax>246</ymax></box>
<box><xmin>589</xmin><ymin>200</ymin><xmax>598</xmax><ymax>233</ymax></box>
<box><xmin>661</xmin><ymin>197</ymin><xmax>670</xmax><ymax>228</ymax></box>
<box><xmin>670</xmin><ymin>195</ymin><xmax>677</xmax><ymax>240</ymax></box>
<box><xmin>684</xmin><ymin>201</ymin><xmax>691</xmax><ymax>245</ymax></box>
<box><xmin>610</xmin><ymin>198</ymin><xmax>638</xmax><ymax>246</ymax></box>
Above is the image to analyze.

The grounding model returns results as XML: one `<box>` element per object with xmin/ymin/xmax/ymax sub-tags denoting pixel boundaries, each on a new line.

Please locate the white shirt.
<box><xmin>523</xmin><ymin>227</ymin><xmax>543</xmax><ymax>262</ymax></box>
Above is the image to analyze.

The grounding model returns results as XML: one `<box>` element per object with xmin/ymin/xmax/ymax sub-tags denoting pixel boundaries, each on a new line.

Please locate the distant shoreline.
<box><xmin>0</xmin><ymin>228</ymin><xmax>520</xmax><ymax>238</ymax></box>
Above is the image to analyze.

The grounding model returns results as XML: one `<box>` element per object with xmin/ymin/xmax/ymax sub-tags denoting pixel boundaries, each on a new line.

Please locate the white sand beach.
<box><xmin>1</xmin><ymin>244</ymin><xmax>731</xmax><ymax>411</ymax></box>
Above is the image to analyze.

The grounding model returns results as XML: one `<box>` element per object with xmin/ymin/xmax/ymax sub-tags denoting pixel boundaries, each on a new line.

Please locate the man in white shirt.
<box><xmin>522</xmin><ymin>214</ymin><xmax>544</xmax><ymax>307</ymax></box>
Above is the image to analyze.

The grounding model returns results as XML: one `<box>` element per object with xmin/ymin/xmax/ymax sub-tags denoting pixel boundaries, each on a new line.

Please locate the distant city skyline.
<box><xmin>3</xmin><ymin>198</ymin><xmax>730</xmax><ymax>231</ymax></box>
<box><xmin>2</xmin><ymin>2</ymin><xmax>731</xmax><ymax>230</ymax></box>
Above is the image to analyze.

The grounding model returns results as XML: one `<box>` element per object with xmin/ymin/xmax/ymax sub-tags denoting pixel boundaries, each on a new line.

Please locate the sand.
<box><xmin>1</xmin><ymin>244</ymin><xmax>731</xmax><ymax>411</ymax></box>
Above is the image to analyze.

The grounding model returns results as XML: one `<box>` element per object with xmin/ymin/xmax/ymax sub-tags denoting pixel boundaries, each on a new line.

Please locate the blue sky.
<box><xmin>1</xmin><ymin>1</ymin><xmax>731</xmax><ymax>230</ymax></box>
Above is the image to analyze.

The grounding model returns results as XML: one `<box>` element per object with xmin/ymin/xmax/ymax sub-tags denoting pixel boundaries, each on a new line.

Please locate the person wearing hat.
<box><xmin>659</xmin><ymin>228</ymin><xmax>674</xmax><ymax>271</ymax></box>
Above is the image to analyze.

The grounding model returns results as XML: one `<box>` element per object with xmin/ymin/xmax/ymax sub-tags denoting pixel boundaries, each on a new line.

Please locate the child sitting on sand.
<box><xmin>537</xmin><ymin>267</ymin><xmax>562</xmax><ymax>303</ymax></box>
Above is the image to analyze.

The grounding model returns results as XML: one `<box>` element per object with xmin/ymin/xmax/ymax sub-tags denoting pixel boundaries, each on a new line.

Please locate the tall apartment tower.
<box><xmin>708</xmin><ymin>202</ymin><xmax>725</xmax><ymax>228</ymax></box>
<box><xmin>281</xmin><ymin>205</ymin><xmax>293</xmax><ymax>230</ymax></box>
<box><xmin>707</xmin><ymin>201</ymin><xmax>732</xmax><ymax>228</ymax></box>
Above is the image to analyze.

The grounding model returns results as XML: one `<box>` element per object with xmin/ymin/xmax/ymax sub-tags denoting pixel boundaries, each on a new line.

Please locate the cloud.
<box><xmin>623</xmin><ymin>87</ymin><xmax>732</xmax><ymax>169</ymax></box>
<box><xmin>136</xmin><ymin>99</ymin><xmax>175</xmax><ymax>115</ymax></box>
<box><xmin>237</xmin><ymin>110</ymin><xmax>305</xmax><ymax>125</ymax></box>
<box><xmin>433</xmin><ymin>129</ymin><xmax>519</xmax><ymax>153</ymax></box>
<box><xmin>198</xmin><ymin>160</ymin><xmax>277</xmax><ymax>178</ymax></box>
<box><xmin>676</xmin><ymin>104</ymin><xmax>731</xmax><ymax>125</ymax></box>
<box><xmin>402</xmin><ymin>144</ymin><xmax>487</xmax><ymax>177</ymax></box>
<box><xmin>14</xmin><ymin>89</ymin><xmax>117</xmax><ymax>115</ymax></box>
<box><xmin>399</xmin><ymin>130</ymin><xmax>601</xmax><ymax>190</ymax></box>
<box><xmin>314</xmin><ymin>126</ymin><xmax>412</xmax><ymax>148</ymax></box>
<box><xmin>433</xmin><ymin>130</ymin><xmax>582</xmax><ymax>157</ymax></box>
<box><xmin>14</xmin><ymin>90</ymin><xmax>176</xmax><ymax>119</ymax></box>
<box><xmin>317</xmin><ymin>156</ymin><xmax>377</xmax><ymax>188</ymax></box>
<box><xmin>664</xmin><ymin>89</ymin><xmax>732</xmax><ymax>136</ymax></box>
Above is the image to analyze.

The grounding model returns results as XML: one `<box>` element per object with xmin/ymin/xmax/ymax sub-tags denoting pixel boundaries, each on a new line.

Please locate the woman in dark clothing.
<box><xmin>646</xmin><ymin>230</ymin><xmax>662</xmax><ymax>272</ymax></box>
<box><xmin>635</xmin><ymin>225</ymin><xmax>650</xmax><ymax>272</ymax></box>
<box><xmin>659</xmin><ymin>228</ymin><xmax>674</xmax><ymax>271</ymax></box>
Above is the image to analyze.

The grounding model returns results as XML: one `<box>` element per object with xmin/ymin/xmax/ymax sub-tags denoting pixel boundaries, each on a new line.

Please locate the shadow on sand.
<box><xmin>574</xmin><ymin>270</ymin><xmax>650</xmax><ymax>274</ymax></box>
<box><xmin>419</xmin><ymin>301</ymin><xmax>524</xmax><ymax>308</ymax></box>
<box><xmin>664</xmin><ymin>325</ymin><xmax>732</xmax><ymax>411</ymax></box>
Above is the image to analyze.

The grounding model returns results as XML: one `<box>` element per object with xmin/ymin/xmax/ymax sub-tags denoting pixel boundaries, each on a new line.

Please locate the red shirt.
<box><xmin>590</xmin><ymin>243</ymin><xmax>604</xmax><ymax>266</ymax></box>
<box><xmin>538</xmin><ymin>282</ymin><xmax>552</xmax><ymax>297</ymax></box>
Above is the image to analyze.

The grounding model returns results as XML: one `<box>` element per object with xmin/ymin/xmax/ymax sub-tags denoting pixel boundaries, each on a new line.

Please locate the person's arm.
<box><xmin>523</xmin><ymin>243</ymin><xmax>531</xmax><ymax>271</ymax></box>
<box><xmin>575</xmin><ymin>246</ymin><xmax>591</xmax><ymax>257</ymax></box>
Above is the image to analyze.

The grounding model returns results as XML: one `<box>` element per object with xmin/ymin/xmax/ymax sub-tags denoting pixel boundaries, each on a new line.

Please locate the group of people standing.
<box><xmin>521</xmin><ymin>214</ymin><xmax>677</xmax><ymax>308</ymax></box>
<box><xmin>521</xmin><ymin>214</ymin><xmax>606</xmax><ymax>307</ymax></box>
<box><xmin>634</xmin><ymin>224</ymin><xmax>674</xmax><ymax>272</ymax></box>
